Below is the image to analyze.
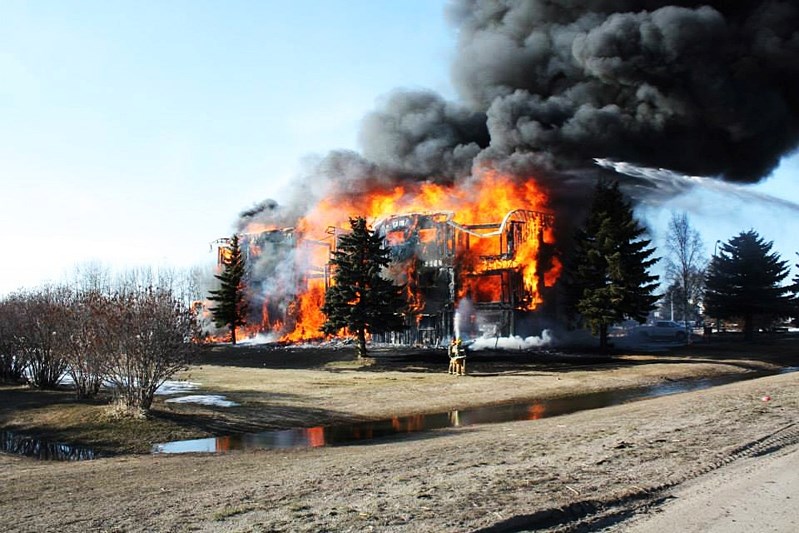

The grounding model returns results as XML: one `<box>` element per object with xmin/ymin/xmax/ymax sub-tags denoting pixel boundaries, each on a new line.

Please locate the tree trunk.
<box><xmin>598</xmin><ymin>323</ymin><xmax>609</xmax><ymax>353</ymax></box>
<box><xmin>682</xmin><ymin>276</ymin><xmax>690</xmax><ymax>324</ymax></box>
<box><xmin>356</xmin><ymin>328</ymin><xmax>367</xmax><ymax>359</ymax></box>
<box><xmin>139</xmin><ymin>386</ymin><xmax>155</xmax><ymax>412</ymax></box>
<box><xmin>744</xmin><ymin>313</ymin><xmax>754</xmax><ymax>341</ymax></box>
<box><xmin>231</xmin><ymin>323</ymin><xmax>237</xmax><ymax>345</ymax></box>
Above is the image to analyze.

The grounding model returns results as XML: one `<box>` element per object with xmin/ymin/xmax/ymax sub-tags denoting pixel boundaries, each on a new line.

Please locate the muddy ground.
<box><xmin>1</xmin><ymin>336</ymin><xmax>799</xmax><ymax>531</ymax></box>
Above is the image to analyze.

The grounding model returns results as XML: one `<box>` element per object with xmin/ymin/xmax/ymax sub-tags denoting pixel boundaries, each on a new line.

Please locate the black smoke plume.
<box><xmin>241</xmin><ymin>0</ymin><xmax>798</xmax><ymax>234</ymax></box>
<box><xmin>238</xmin><ymin>1</ymin><xmax>799</xmax><ymax>299</ymax></box>
<box><xmin>450</xmin><ymin>0</ymin><xmax>799</xmax><ymax>183</ymax></box>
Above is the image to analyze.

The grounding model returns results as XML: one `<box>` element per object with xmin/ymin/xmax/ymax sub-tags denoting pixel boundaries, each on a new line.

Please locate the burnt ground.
<box><xmin>1</xmin><ymin>334</ymin><xmax>798</xmax><ymax>531</ymax></box>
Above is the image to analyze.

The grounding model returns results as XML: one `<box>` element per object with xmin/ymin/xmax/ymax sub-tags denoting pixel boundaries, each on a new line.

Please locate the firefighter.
<box><xmin>448</xmin><ymin>338</ymin><xmax>466</xmax><ymax>375</ymax></box>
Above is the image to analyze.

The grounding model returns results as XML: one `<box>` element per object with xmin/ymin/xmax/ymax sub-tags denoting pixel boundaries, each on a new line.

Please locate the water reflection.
<box><xmin>153</xmin><ymin>368</ymin><xmax>797</xmax><ymax>455</ymax></box>
<box><xmin>1</xmin><ymin>430</ymin><xmax>97</xmax><ymax>460</ymax></box>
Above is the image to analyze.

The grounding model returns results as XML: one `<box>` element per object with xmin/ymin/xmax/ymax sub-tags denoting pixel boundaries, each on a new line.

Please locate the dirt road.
<box><xmin>612</xmin><ymin>445</ymin><xmax>799</xmax><ymax>532</ymax></box>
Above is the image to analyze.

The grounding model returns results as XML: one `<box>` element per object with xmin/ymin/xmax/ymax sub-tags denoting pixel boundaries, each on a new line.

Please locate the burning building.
<box><xmin>373</xmin><ymin>208</ymin><xmax>557</xmax><ymax>344</ymax></box>
<box><xmin>216</xmin><ymin>170</ymin><xmax>562</xmax><ymax>345</ymax></box>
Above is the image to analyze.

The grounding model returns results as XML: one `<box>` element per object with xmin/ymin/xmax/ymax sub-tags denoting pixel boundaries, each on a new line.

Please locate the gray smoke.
<box><xmin>230</xmin><ymin>0</ymin><xmax>799</xmax><ymax>339</ymax></box>
<box><xmin>359</xmin><ymin>89</ymin><xmax>489</xmax><ymax>182</ymax></box>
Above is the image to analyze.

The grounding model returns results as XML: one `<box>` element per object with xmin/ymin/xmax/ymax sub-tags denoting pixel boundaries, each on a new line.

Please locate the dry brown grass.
<box><xmin>2</xmin><ymin>336</ymin><xmax>797</xmax><ymax>456</ymax></box>
<box><xmin>1</xmin><ymin>370</ymin><xmax>797</xmax><ymax>532</ymax></box>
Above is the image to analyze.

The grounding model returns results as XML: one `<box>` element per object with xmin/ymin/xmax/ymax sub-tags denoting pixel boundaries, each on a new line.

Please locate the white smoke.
<box><xmin>468</xmin><ymin>329</ymin><xmax>556</xmax><ymax>351</ymax></box>
<box><xmin>454</xmin><ymin>297</ymin><xmax>474</xmax><ymax>340</ymax></box>
<box><xmin>236</xmin><ymin>332</ymin><xmax>281</xmax><ymax>346</ymax></box>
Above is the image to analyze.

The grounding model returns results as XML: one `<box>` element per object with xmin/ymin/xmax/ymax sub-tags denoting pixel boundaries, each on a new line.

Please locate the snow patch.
<box><xmin>53</xmin><ymin>374</ymin><xmax>200</xmax><ymax>396</ymax></box>
<box><xmin>156</xmin><ymin>380</ymin><xmax>201</xmax><ymax>395</ymax></box>
<box><xmin>165</xmin><ymin>394</ymin><xmax>239</xmax><ymax>407</ymax></box>
<box><xmin>57</xmin><ymin>373</ymin><xmax>75</xmax><ymax>386</ymax></box>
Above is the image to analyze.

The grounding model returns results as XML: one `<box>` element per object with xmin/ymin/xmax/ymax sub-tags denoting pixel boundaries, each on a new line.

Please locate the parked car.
<box><xmin>634</xmin><ymin>320</ymin><xmax>690</xmax><ymax>342</ymax></box>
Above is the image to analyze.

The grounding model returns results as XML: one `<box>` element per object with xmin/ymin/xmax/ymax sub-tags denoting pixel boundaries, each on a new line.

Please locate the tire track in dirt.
<box><xmin>475</xmin><ymin>422</ymin><xmax>799</xmax><ymax>532</ymax></box>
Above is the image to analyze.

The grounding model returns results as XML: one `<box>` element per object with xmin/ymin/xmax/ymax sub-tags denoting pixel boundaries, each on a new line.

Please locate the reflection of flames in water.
<box><xmin>226</xmin><ymin>167</ymin><xmax>560</xmax><ymax>343</ymax></box>
<box><xmin>391</xmin><ymin>414</ymin><xmax>426</xmax><ymax>432</ymax></box>
<box><xmin>527</xmin><ymin>403</ymin><xmax>546</xmax><ymax>420</ymax></box>
<box><xmin>304</xmin><ymin>426</ymin><xmax>326</xmax><ymax>448</ymax></box>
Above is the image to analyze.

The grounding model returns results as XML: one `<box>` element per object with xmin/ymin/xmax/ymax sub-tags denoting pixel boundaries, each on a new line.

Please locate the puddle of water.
<box><xmin>1</xmin><ymin>430</ymin><xmax>98</xmax><ymax>461</ymax></box>
<box><xmin>1</xmin><ymin>377</ymin><xmax>200</xmax><ymax>461</ymax></box>
<box><xmin>153</xmin><ymin>368</ymin><xmax>797</xmax><ymax>454</ymax></box>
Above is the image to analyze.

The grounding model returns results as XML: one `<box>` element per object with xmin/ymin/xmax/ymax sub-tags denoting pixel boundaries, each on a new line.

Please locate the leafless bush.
<box><xmin>0</xmin><ymin>296</ymin><xmax>27</xmax><ymax>382</ymax></box>
<box><xmin>67</xmin><ymin>261</ymin><xmax>113</xmax><ymax>294</ymax></box>
<box><xmin>3</xmin><ymin>267</ymin><xmax>202</xmax><ymax>403</ymax></box>
<box><xmin>100</xmin><ymin>286</ymin><xmax>199</xmax><ymax>414</ymax></box>
<box><xmin>54</xmin><ymin>290</ymin><xmax>115</xmax><ymax>398</ymax></box>
<box><xmin>14</xmin><ymin>286</ymin><xmax>70</xmax><ymax>389</ymax></box>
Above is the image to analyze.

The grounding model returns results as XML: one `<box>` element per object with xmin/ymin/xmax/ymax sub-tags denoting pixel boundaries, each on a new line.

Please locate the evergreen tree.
<box><xmin>705</xmin><ymin>231</ymin><xmax>794</xmax><ymax>340</ymax></box>
<box><xmin>565</xmin><ymin>181</ymin><xmax>660</xmax><ymax>351</ymax></box>
<box><xmin>321</xmin><ymin>217</ymin><xmax>406</xmax><ymax>358</ymax></box>
<box><xmin>208</xmin><ymin>234</ymin><xmax>247</xmax><ymax>344</ymax></box>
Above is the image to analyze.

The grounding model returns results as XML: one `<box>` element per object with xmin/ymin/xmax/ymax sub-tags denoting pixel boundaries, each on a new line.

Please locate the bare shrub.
<box><xmin>105</xmin><ymin>398</ymin><xmax>148</xmax><ymax>420</ymax></box>
<box><xmin>67</xmin><ymin>261</ymin><xmax>113</xmax><ymax>294</ymax></box>
<box><xmin>14</xmin><ymin>286</ymin><xmax>70</xmax><ymax>389</ymax></box>
<box><xmin>0</xmin><ymin>296</ymin><xmax>28</xmax><ymax>382</ymax></box>
<box><xmin>101</xmin><ymin>286</ymin><xmax>199</xmax><ymax>414</ymax></box>
<box><xmin>3</xmin><ymin>267</ymin><xmax>203</xmax><ymax>402</ymax></box>
<box><xmin>55</xmin><ymin>290</ymin><xmax>114</xmax><ymax>398</ymax></box>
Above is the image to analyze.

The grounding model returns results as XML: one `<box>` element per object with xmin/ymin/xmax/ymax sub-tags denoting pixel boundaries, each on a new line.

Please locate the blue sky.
<box><xmin>1</xmin><ymin>0</ymin><xmax>798</xmax><ymax>295</ymax></box>
<box><xmin>0</xmin><ymin>0</ymin><xmax>454</xmax><ymax>294</ymax></box>
<box><xmin>640</xmin><ymin>154</ymin><xmax>799</xmax><ymax>278</ymax></box>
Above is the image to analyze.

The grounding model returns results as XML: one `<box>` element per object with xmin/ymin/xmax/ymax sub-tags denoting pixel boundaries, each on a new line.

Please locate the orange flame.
<box><xmin>231</xmin><ymin>166</ymin><xmax>559</xmax><ymax>343</ymax></box>
<box><xmin>280</xmin><ymin>278</ymin><xmax>327</xmax><ymax>343</ymax></box>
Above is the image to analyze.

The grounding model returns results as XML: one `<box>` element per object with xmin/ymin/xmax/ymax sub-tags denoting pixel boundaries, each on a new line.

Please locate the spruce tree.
<box><xmin>208</xmin><ymin>234</ymin><xmax>247</xmax><ymax>344</ymax></box>
<box><xmin>565</xmin><ymin>181</ymin><xmax>660</xmax><ymax>351</ymax></box>
<box><xmin>321</xmin><ymin>217</ymin><xmax>406</xmax><ymax>358</ymax></box>
<box><xmin>705</xmin><ymin>230</ymin><xmax>794</xmax><ymax>340</ymax></box>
